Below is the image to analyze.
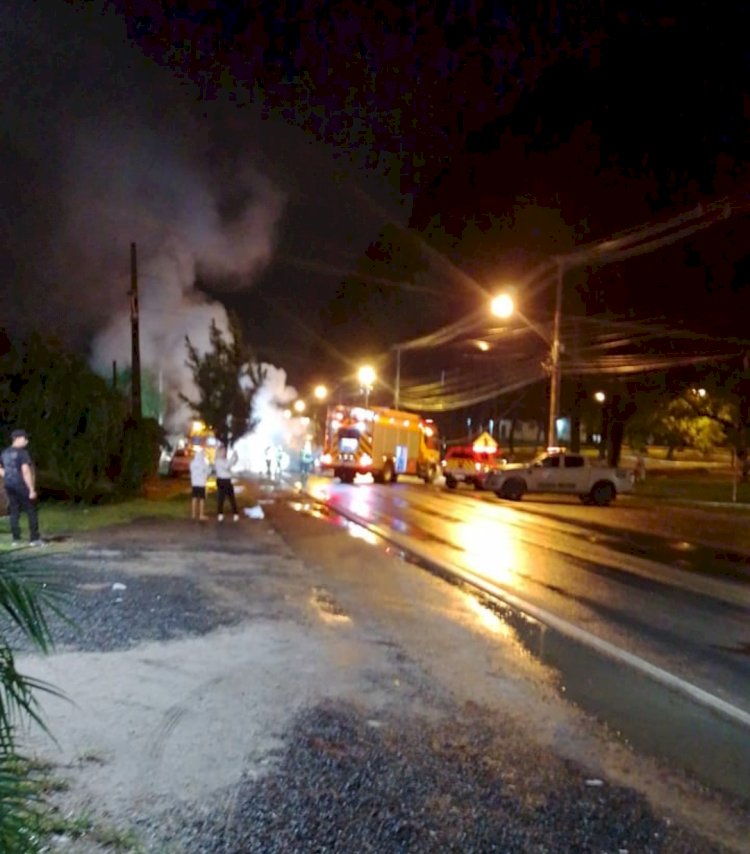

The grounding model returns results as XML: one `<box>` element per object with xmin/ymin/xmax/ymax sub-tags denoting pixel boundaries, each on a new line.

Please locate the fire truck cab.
<box><xmin>322</xmin><ymin>405</ymin><xmax>440</xmax><ymax>485</ymax></box>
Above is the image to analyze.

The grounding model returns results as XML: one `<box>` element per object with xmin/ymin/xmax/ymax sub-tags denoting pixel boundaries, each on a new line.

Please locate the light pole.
<box><xmin>312</xmin><ymin>384</ymin><xmax>328</xmax><ymax>446</ymax></box>
<box><xmin>358</xmin><ymin>365</ymin><xmax>376</xmax><ymax>408</ymax></box>
<box><xmin>491</xmin><ymin>272</ymin><xmax>563</xmax><ymax>450</ymax></box>
<box><xmin>594</xmin><ymin>391</ymin><xmax>606</xmax><ymax>457</ymax></box>
<box><xmin>393</xmin><ymin>347</ymin><xmax>401</xmax><ymax>409</ymax></box>
<box><xmin>547</xmin><ymin>263</ymin><xmax>564</xmax><ymax>449</ymax></box>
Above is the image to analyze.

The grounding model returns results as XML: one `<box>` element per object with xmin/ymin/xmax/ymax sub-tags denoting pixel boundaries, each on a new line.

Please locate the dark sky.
<box><xmin>3</xmin><ymin>1</ymin><xmax>750</xmax><ymax>413</ymax></box>
<box><xmin>0</xmin><ymin>0</ymin><xmax>410</xmax><ymax>395</ymax></box>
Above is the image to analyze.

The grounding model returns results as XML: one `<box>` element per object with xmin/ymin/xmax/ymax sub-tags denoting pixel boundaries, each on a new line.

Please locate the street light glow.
<box><xmin>594</xmin><ymin>391</ymin><xmax>606</xmax><ymax>403</ymax></box>
<box><xmin>358</xmin><ymin>364</ymin><xmax>376</xmax><ymax>408</ymax></box>
<box><xmin>313</xmin><ymin>384</ymin><xmax>328</xmax><ymax>401</ymax></box>
<box><xmin>358</xmin><ymin>365</ymin><xmax>376</xmax><ymax>387</ymax></box>
<box><xmin>293</xmin><ymin>399</ymin><xmax>306</xmax><ymax>414</ymax></box>
<box><xmin>476</xmin><ymin>340</ymin><xmax>490</xmax><ymax>352</ymax></box>
<box><xmin>490</xmin><ymin>293</ymin><xmax>514</xmax><ymax>319</ymax></box>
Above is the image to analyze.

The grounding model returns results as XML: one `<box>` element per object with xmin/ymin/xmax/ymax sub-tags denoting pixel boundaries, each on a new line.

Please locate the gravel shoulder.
<box><xmin>13</xmin><ymin>498</ymin><xmax>750</xmax><ymax>852</ymax></box>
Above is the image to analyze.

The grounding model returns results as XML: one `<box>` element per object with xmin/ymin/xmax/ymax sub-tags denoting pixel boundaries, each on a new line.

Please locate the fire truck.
<box><xmin>186</xmin><ymin>420</ymin><xmax>219</xmax><ymax>463</ymax></box>
<box><xmin>321</xmin><ymin>405</ymin><xmax>440</xmax><ymax>484</ymax></box>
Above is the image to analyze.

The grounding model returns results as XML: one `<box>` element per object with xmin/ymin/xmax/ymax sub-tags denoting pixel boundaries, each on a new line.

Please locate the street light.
<box><xmin>490</xmin><ymin>293</ymin><xmax>514</xmax><ymax>319</ymax></box>
<box><xmin>313</xmin><ymin>384</ymin><xmax>328</xmax><ymax>402</ymax></box>
<box><xmin>293</xmin><ymin>399</ymin><xmax>306</xmax><ymax>414</ymax></box>
<box><xmin>358</xmin><ymin>364</ymin><xmax>376</xmax><ymax>408</ymax></box>
<box><xmin>488</xmin><ymin>273</ymin><xmax>563</xmax><ymax>450</ymax></box>
<box><xmin>594</xmin><ymin>391</ymin><xmax>607</xmax><ymax>458</ymax></box>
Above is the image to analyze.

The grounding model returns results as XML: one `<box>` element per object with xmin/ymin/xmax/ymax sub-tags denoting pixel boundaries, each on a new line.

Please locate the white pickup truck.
<box><xmin>483</xmin><ymin>452</ymin><xmax>635</xmax><ymax>506</ymax></box>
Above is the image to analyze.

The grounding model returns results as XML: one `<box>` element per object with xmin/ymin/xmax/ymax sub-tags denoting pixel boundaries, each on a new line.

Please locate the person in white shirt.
<box><xmin>214</xmin><ymin>444</ymin><xmax>239</xmax><ymax>522</ymax></box>
<box><xmin>189</xmin><ymin>448</ymin><xmax>209</xmax><ymax>521</ymax></box>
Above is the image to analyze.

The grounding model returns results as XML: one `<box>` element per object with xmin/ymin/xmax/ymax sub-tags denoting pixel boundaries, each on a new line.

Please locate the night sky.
<box><xmin>3</xmin><ymin>1</ymin><xmax>750</xmax><ymax>417</ymax></box>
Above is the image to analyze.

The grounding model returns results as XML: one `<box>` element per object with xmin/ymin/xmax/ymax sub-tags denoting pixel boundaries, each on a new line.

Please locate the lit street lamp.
<box><xmin>358</xmin><ymin>364</ymin><xmax>376</xmax><ymax>408</ymax></box>
<box><xmin>594</xmin><ymin>391</ymin><xmax>608</xmax><ymax>458</ymax></box>
<box><xmin>490</xmin><ymin>293</ymin><xmax>514</xmax><ymax>319</ymax></box>
<box><xmin>313</xmin><ymin>384</ymin><xmax>328</xmax><ymax>402</ymax></box>
<box><xmin>489</xmin><ymin>273</ymin><xmax>564</xmax><ymax>449</ymax></box>
<box><xmin>293</xmin><ymin>399</ymin><xmax>306</xmax><ymax>414</ymax></box>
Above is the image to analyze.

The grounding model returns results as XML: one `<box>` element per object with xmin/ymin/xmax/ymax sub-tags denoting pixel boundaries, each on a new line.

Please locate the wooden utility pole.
<box><xmin>547</xmin><ymin>262</ymin><xmax>564</xmax><ymax>449</ymax></box>
<box><xmin>129</xmin><ymin>242</ymin><xmax>142</xmax><ymax>420</ymax></box>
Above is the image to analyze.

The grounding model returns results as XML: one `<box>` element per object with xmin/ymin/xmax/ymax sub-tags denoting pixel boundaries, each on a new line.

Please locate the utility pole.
<box><xmin>393</xmin><ymin>347</ymin><xmax>401</xmax><ymax>409</ymax></box>
<box><xmin>547</xmin><ymin>261</ymin><xmax>564</xmax><ymax>449</ymax></box>
<box><xmin>129</xmin><ymin>242</ymin><xmax>142</xmax><ymax>420</ymax></box>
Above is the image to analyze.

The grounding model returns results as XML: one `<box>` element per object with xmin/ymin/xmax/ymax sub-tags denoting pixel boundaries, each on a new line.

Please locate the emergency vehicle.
<box><xmin>187</xmin><ymin>420</ymin><xmax>219</xmax><ymax>463</ymax></box>
<box><xmin>442</xmin><ymin>431</ymin><xmax>505</xmax><ymax>490</ymax></box>
<box><xmin>321</xmin><ymin>405</ymin><xmax>440</xmax><ymax>484</ymax></box>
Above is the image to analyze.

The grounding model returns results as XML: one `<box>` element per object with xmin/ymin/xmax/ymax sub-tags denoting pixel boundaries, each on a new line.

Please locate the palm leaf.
<box><xmin>0</xmin><ymin>557</ymin><xmax>70</xmax><ymax>654</ymax></box>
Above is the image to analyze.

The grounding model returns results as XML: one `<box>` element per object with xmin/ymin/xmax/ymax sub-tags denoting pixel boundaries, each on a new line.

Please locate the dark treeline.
<box><xmin>0</xmin><ymin>331</ymin><xmax>161</xmax><ymax>502</ymax></box>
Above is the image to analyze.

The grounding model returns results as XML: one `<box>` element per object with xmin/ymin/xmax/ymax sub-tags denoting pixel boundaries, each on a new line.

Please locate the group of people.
<box><xmin>0</xmin><ymin>429</ymin><xmax>43</xmax><ymax>547</ymax></box>
<box><xmin>189</xmin><ymin>444</ymin><xmax>240</xmax><ymax>522</ymax></box>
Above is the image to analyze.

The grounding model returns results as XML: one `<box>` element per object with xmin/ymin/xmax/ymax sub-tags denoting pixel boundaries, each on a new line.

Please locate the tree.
<box><xmin>0</xmin><ymin>335</ymin><xmax>134</xmax><ymax>501</ymax></box>
<box><xmin>182</xmin><ymin>315</ymin><xmax>266</xmax><ymax>446</ymax></box>
<box><xmin>634</xmin><ymin>394</ymin><xmax>727</xmax><ymax>459</ymax></box>
<box><xmin>625</xmin><ymin>360</ymin><xmax>750</xmax><ymax>469</ymax></box>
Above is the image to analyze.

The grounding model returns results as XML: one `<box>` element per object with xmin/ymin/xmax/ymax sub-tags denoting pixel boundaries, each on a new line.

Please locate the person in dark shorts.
<box><xmin>189</xmin><ymin>448</ymin><xmax>209</xmax><ymax>521</ymax></box>
<box><xmin>0</xmin><ymin>429</ymin><xmax>42</xmax><ymax>546</ymax></box>
<box><xmin>214</xmin><ymin>444</ymin><xmax>239</xmax><ymax>522</ymax></box>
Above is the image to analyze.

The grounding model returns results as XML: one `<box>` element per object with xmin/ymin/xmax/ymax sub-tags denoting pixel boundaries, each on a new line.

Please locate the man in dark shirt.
<box><xmin>0</xmin><ymin>429</ymin><xmax>41</xmax><ymax>546</ymax></box>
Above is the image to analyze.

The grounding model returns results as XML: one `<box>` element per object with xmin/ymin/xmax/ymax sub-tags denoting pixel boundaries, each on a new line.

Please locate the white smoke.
<box><xmin>234</xmin><ymin>365</ymin><xmax>310</xmax><ymax>473</ymax></box>
<box><xmin>63</xmin><ymin>120</ymin><xmax>286</xmax><ymax>431</ymax></box>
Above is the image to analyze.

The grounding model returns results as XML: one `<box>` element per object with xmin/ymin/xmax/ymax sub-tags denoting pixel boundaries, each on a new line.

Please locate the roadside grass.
<box><xmin>633</xmin><ymin>470</ymin><xmax>750</xmax><ymax>505</ymax></box>
<box><xmin>0</xmin><ymin>473</ymin><xmax>265</xmax><ymax>545</ymax></box>
<box><xmin>0</xmin><ymin>757</ymin><xmax>144</xmax><ymax>852</ymax></box>
<box><xmin>0</xmin><ymin>490</ymin><xmax>190</xmax><ymax>543</ymax></box>
<box><xmin>37</xmin><ymin>802</ymin><xmax>145</xmax><ymax>852</ymax></box>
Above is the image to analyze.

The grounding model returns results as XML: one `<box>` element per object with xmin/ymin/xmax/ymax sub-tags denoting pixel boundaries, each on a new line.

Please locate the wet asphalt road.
<box><xmin>297</xmin><ymin>474</ymin><xmax>750</xmax><ymax>800</ymax></box>
<box><xmin>303</xmin><ymin>475</ymin><xmax>750</xmax><ymax>714</ymax></box>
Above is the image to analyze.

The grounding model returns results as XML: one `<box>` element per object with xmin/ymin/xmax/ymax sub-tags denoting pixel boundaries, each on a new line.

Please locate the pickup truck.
<box><xmin>483</xmin><ymin>452</ymin><xmax>635</xmax><ymax>506</ymax></box>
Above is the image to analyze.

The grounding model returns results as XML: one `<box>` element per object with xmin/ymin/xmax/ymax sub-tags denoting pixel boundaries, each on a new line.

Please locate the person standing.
<box><xmin>189</xmin><ymin>448</ymin><xmax>209</xmax><ymax>521</ymax></box>
<box><xmin>214</xmin><ymin>444</ymin><xmax>239</xmax><ymax>522</ymax></box>
<box><xmin>0</xmin><ymin>429</ymin><xmax>42</xmax><ymax>546</ymax></box>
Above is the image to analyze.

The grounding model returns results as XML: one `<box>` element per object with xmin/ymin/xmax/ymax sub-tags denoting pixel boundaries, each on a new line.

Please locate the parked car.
<box><xmin>168</xmin><ymin>448</ymin><xmax>192</xmax><ymax>477</ymax></box>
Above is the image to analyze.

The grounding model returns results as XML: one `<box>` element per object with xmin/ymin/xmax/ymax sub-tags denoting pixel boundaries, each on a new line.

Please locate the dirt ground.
<box><xmin>19</xmin><ymin>504</ymin><xmax>450</xmax><ymax>850</ymax></box>
<box><xmin>15</xmin><ymin>493</ymin><xmax>750</xmax><ymax>852</ymax></box>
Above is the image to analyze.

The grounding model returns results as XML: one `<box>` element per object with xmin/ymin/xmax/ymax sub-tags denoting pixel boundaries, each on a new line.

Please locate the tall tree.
<box><xmin>0</xmin><ymin>334</ymin><xmax>141</xmax><ymax>500</ymax></box>
<box><xmin>182</xmin><ymin>315</ymin><xmax>266</xmax><ymax>446</ymax></box>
